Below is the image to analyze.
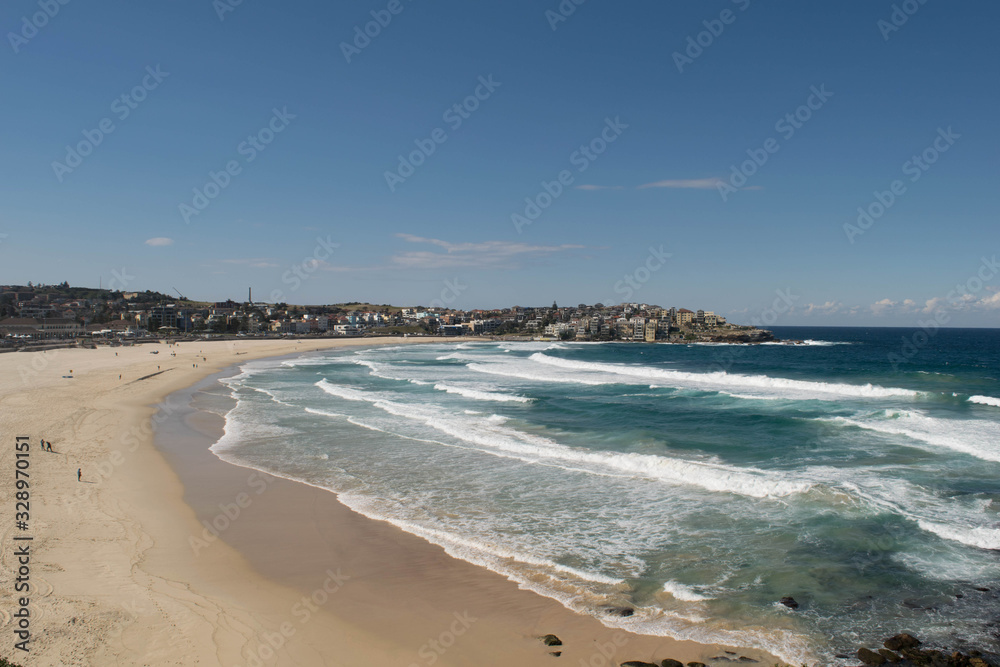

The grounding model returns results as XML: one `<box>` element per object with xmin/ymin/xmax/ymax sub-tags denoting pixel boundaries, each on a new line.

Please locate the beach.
<box><xmin>0</xmin><ymin>338</ymin><xmax>771</xmax><ymax>667</ymax></box>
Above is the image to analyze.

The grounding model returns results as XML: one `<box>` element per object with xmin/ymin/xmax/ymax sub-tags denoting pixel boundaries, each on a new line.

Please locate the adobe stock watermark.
<box><xmin>406</xmin><ymin>611</ymin><xmax>477</xmax><ymax>667</ymax></box>
<box><xmin>385</xmin><ymin>75</ymin><xmax>501</xmax><ymax>192</ymax></box>
<box><xmin>189</xmin><ymin>471</ymin><xmax>275</xmax><ymax>555</ymax></box>
<box><xmin>611</xmin><ymin>245</ymin><xmax>672</xmax><ymax>303</ymax></box>
<box><xmin>213</xmin><ymin>0</ymin><xmax>246</xmax><ymax>21</ymax></box>
<box><xmin>888</xmin><ymin>255</ymin><xmax>998</xmax><ymax>370</ymax></box>
<box><xmin>107</xmin><ymin>266</ymin><xmax>135</xmax><ymax>292</ymax></box>
<box><xmin>178</xmin><ymin>106</ymin><xmax>295</xmax><ymax>224</ymax></box>
<box><xmin>240</xmin><ymin>568</ymin><xmax>351</xmax><ymax>667</ymax></box>
<box><xmin>709</xmin><ymin>287</ymin><xmax>798</xmax><ymax>373</ymax></box>
<box><xmin>265</xmin><ymin>235</ymin><xmax>340</xmax><ymax>303</ymax></box>
<box><xmin>429</xmin><ymin>277</ymin><xmax>467</xmax><ymax>310</ymax></box>
<box><xmin>511</xmin><ymin>116</ymin><xmax>628</xmax><ymax>234</ymax></box>
<box><xmin>545</xmin><ymin>0</ymin><xmax>588</xmax><ymax>31</ymax></box>
<box><xmin>7</xmin><ymin>0</ymin><xmax>71</xmax><ymax>54</ymax></box>
<box><xmin>580</xmin><ymin>631</ymin><xmax>629</xmax><ymax>667</ymax></box>
<box><xmin>877</xmin><ymin>0</ymin><xmax>930</xmax><ymax>41</ymax></box>
<box><xmin>672</xmin><ymin>0</ymin><xmax>751</xmax><ymax>73</ymax></box>
<box><xmin>844</xmin><ymin>126</ymin><xmax>959</xmax><ymax>244</ymax></box>
<box><xmin>718</xmin><ymin>84</ymin><xmax>833</xmax><ymax>201</ymax></box>
<box><xmin>51</xmin><ymin>65</ymin><xmax>170</xmax><ymax>183</ymax></box>
<box><xmin>340</xmin><ymin>0</ymin><xmax>415</xmax><ymax>64</ymax></box>
<box><xmin>63</xmin><ymin>395</ymin><xmax>186</xmax><ymax>514</ymax></box>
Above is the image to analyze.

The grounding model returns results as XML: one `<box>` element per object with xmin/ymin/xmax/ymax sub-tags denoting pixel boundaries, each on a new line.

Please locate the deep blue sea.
<box><xmin>210</xmin><ymin>327</ymin><xmax>1000</xmax><ymax>664</ymax></box>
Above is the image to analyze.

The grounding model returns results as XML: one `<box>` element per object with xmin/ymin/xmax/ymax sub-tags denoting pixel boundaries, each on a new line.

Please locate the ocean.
<box><xmin>207</xmin><ymin>326</ymin><xmax>1000</xmax><ymax>664</ymax></box>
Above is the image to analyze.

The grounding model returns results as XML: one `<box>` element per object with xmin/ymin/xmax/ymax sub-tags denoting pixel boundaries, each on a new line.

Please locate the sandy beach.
<box><xmin>0</xmin><ymin>338</ymin><xmax>782</xmax><ymax>666</ymax></box>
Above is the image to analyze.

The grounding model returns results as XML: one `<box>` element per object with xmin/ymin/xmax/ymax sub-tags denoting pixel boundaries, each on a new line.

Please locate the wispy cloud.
<box><xmin>637</xmin><ymin>178</ymin><xmax>725</xmax><ymax>190</ymax></box>
<box><xmin>392</xmin><ymin>234</ymin><xmax>584</xmax><ymax>269</ymax></box>
<box><xmin>145</xmin><ymin>237</ymin><xmax>174</xmax><ymax>246</ymax></box>
<box><xmin>804</xmin><ymin>301</ymin><xmax>844</xmax><ymax>315</ymax></box>
<box><xmin>221</xmin><ymin>258</ymin><xmax>280</xmax><ymax>269</ymax></box>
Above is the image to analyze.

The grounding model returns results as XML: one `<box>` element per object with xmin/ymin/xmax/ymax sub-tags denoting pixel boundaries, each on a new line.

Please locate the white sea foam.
<box><xmin>824</xmin><ymin>410</ymin><xmax>1000</xmax><ymax>463</ymax></box>
<box><xmin>760</xmin><ymin>339</ymin><xmax>852</xmax><ymax>347</ymax></box>
<box><xmin>831</xmin><ymin>473</ymin><xmax>1000</xmax><ymax>552</ymax></box>
<box><xmin>467</xmin><ymin>360</ymin><xmax>611</xmax><ymax>386</ymax></box>
<box><xmin>969</xmin><ymin>395</ymin><xmax>1000</xmax><ymax>408</ymax></box>
<box><xmin>916</xmin><ymin>520</ymin><xmax>1000</xmax><ymax>551</ymax></box>
<box><xmin>353</xmin><ymin>359</ymin><xmax>432</xmax><ymax>384</ymax></box>
<box><xmin>527</xmin><ymin>353</ymin><xmax>919</xmax><ymax>400</ymax></box>
<box><xmin>662</xmin><ymin>580</ymin><xmax>713</xmax><ymax>601</ymax></box>
<box><xmin>433</xmin><ymin>383</ymin><xmax>532</xmax><ymax>403</ymax></box>
<box><xmin>315</xmin><ymin>380</ymin><xmax>811</xmax><ymax>499</ymax></box>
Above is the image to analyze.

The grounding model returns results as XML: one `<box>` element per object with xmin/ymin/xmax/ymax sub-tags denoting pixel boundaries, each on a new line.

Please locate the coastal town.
<box><xmin>0</xmin><ymin>282</ymin><xmax>776</xmax><ymax>346</ymax></box>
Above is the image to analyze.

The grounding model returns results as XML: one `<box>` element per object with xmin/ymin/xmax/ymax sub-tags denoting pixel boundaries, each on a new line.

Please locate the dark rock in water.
<box><xmin>835</xmin><ymin>655</ymin><xmax>852</xmax><ymax>660</ymax></box>
<box><xmin>976</xmin><ymin>587</ymin><xmax>992</xmax><ymax>592</ymax></box>
<box><xmin>738</xmin><ymin>659</ymin><xmax>757</xmax><ymax>664</ymax></box>
<box><xmin>686</xmin><ymin>662</ymin><xmax>708</xmax><ymax>667</ymax></box>
<box><xmin>899</xmin><ymin>647</ymin><xmax>927</xmax><ymax>663</ymax></box>
<box><xmin>541</xmin><ymin>634</ymin><xmax>563</xmax><ymax>646</ymax></box>
<box><xmin>858</xmin><ymin>647</ymin><xmax>887</xmax><ymax>665</ymax></box>
<box><xmin>605</xmin><ymin>606</ymin><xmax>634</xmax><ymax>617</ymax></box>
<box><xmin>661</xmin><ymin>660</ymin><xmax>684</xmax><ymax>667</ymax></box>
<box><xmin>779</xmin><ymin>596</ymin><xmax>799</xmax><ymax>609</ymax></box>
<box><xmin>620</xmin><ymin>662</ymin><xmax>658</xmax><ymax>667</ymax></box>
<box><xmin>549</xmin><ymin>651</ymin><xmax>562</xmax><ymax>657</ymax></box>
<box><xmin>884</xmin><ymin>633</ymin><xmax>922</xmax><ymax>651</ymax></box>
<box><xmin>901</xmin><ymin>598</ymin><xmax>924</xmax><ymax>609</ymax></box>
<box><xmin>877</xmin><ymin>648</ymin><xmax>901</xmax><ymax>663</ymax></box>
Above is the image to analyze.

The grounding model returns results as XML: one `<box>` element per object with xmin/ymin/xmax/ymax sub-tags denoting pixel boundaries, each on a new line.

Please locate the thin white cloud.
<box><xmin>869</xmin><ymin>298</ymin><xmax>897</xmax><ymax>316</ymax></box>
<box><xmin>981</xmin><ymin>291</ymin><xmax>1000</xmax><ymax>309</ymax></box>
<box><xmin>637</xmin><ymin>178</ymin><xmax>725</xmax><ymax>190</ymax></box>
<box><xmin>145</xmin><ymin>237</ymin><xmax>174</xmax><ymax>246</ymax></box>
<box><xmin>804</xmin><ymin>301</ymin><xmax>843</xmax><ymax>315</ymax></box>
<box><xmin>392</xmin><ymin>234</ymin><xmax>584</xmax><ymax>269</ymax></box>
<box><xmin>221</xmin><ymin>258</ymin><xmax>280</xmax><ymax>269</ymax></box>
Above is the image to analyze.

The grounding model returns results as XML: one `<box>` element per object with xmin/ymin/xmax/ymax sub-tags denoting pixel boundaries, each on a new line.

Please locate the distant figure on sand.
<box><xmin>77</xmin><ymin>469</ymin><xmax>81</xmax><ymax>482</ymax></box>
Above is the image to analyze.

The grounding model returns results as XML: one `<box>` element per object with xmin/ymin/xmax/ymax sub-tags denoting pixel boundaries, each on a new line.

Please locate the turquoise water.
<box><xmin>212</xmin><ymin>327</ymin><xmax>1000</xmax><ymax>664</ymax></box>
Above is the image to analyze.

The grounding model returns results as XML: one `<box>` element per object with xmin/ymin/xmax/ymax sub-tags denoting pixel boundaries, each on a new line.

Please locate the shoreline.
<box><xmin>0</xmin><ymin>337</ymin><xmax>785</xmax><ymax>666</ymax></box>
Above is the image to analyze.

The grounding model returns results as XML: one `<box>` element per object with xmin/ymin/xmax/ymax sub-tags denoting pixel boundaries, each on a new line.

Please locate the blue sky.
<box><xmin>1</xmin><ymin>0</ymin><xmax>998</xmax><ymax>325</ymax></box>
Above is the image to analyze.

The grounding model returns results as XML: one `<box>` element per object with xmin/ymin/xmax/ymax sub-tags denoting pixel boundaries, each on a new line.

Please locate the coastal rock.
<box><xmin>877</xmin><ymin>648</ymin><xmax>901</xmax><ymax>662</ymax></box>
<box><xmin>778</xmin><ymin>596</ymin><xmax>799</xmax><ymax>609</ymax></box>
<box><xmin>541</xmin><ymin>634</ymin><xmax>563</xmax><ymax>646</ymax></box>
<box><xmin>884</xmin><ymin>633</ymin><xmax>922</xmax><ymax>651</ymax></box>
<box><xmin>605</xmin><ymin>606</ymin><xmax>635</xmax><ymax>617</ymax></box>
<box><xmin>857</xmin><ymin>647</ymin><xmax>887</xmax><ymax>665</ymax></box>
<box><xmin>660</xmin><ymin>660</ymin><xmax>684</xmax><ymax>667</ymax></box>
<box><xmin>620</xmin><ymin>662</ymin><xmax>658</xmax><ymax>667</ymax></box>
<box><xmin>549</xmin><ymin>651</ymin><xmax>562</xmax><ymax>657</ymax></box>
<box><xmin>899</xmin><ymin>647</ymin><xmax>929</xmax><ymax>664</ymax></box>
<box><xmin>686</xmin><ymin>662</ymin><xmax>708</xmax><ymax>667</ymax></box>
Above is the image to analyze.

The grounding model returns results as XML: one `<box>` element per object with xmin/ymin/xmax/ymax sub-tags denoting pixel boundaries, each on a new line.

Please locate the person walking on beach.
<box><xmin>77</xmin><ymin>469</ymin><xmax>81</xmax><ymax>482</ymax></box>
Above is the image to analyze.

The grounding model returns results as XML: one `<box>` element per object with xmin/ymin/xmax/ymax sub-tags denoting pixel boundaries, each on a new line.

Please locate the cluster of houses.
<box><xmin>0</xmin><ymin>284</ymin><xmax>732</xmax><ymax>343</ymax></box>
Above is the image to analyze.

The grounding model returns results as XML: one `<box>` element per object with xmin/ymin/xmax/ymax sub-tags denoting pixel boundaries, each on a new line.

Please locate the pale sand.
<box><xmin>0</xmin><ymin>338</ymin><xmax>785</xmax><ymax>666</ymax></box>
